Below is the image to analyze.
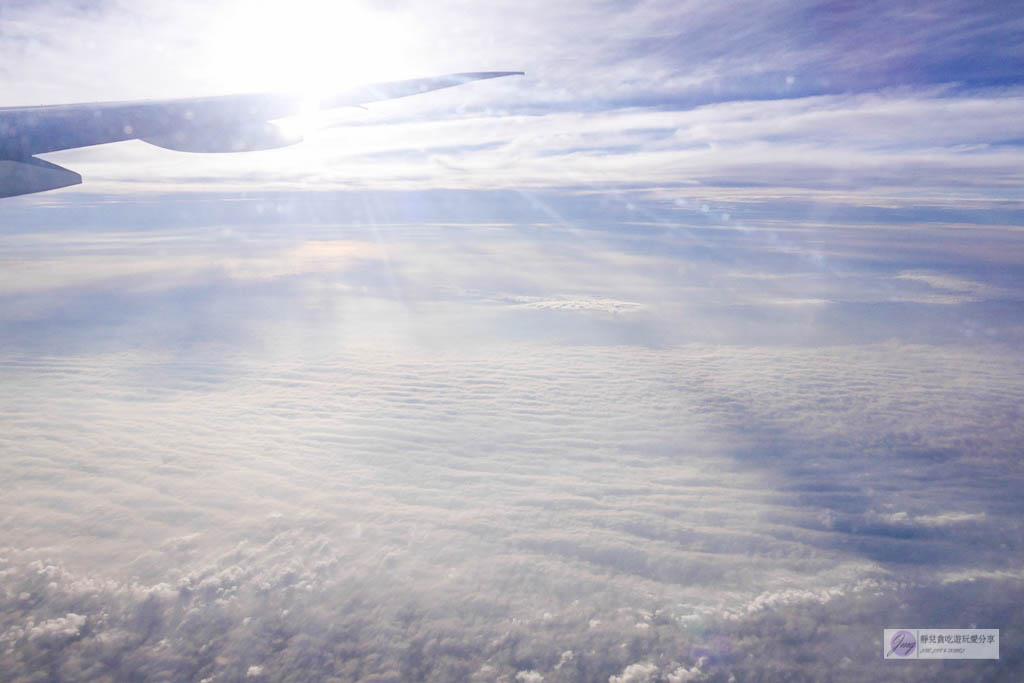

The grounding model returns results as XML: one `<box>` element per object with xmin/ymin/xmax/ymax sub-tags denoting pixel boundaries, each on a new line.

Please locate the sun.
<box><xmin>205</xmin><ymin>0</ymin><xmax>414</xmax><ymax>97</ymax></box>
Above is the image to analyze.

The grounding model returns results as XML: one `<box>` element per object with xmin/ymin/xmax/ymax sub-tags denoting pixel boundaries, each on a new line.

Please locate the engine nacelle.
<box><xmin>0</xmin><ymin>157</ymin><xmax>82</xmax><ymax>198</ymax></box>
<box><xmin>141</xmin><ymin>121</ymin><xmax>302</xmax><ymax>153</ymax></box>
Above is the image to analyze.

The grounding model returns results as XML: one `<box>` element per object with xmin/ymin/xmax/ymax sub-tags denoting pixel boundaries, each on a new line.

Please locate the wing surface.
<box><xmin>0</xmin><ymin>71</ymin><xmax>522</xmax><ymax>197</ymax></box>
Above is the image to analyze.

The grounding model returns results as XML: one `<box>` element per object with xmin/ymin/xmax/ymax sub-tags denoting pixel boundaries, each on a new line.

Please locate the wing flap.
<box><xmin>0</xmin><ymin>157</ymin><xmax>82</xmax><ymax>199</ymax></box>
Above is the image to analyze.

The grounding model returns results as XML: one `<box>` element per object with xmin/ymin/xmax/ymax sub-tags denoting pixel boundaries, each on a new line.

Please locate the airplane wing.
<box><xmin>0</xmin><ymin>71</ymin><xmax>523</xmax><ymax>199</ymax></box>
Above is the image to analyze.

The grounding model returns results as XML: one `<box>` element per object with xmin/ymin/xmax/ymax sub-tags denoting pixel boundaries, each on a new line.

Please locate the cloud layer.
<box><xmin>3</xmin><ymin>1</ymin><xmax>1024</xmax><ymax>680</ymax></box>
<box><xmin>2</xmin><ymin>200</ymin><xmax>1023</xmax><ymax>680</ymax></box>
<box><xmin>2</xmin><ymin>337</ymin><xmax>1023</xmax><ymax>680</ymax></box>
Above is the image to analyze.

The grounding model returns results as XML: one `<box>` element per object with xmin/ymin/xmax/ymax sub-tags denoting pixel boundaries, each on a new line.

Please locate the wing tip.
<box><xmin>456</xmin><ymin>71</ymin><xmax>525</xmax><ymax>79</ymax></box>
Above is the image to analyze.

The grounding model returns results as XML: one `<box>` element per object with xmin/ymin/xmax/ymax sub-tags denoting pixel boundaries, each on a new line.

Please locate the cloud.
<box><xmin>894</xmin><ymin>271</ymin><xmax>1018</xmax><ymax>304</ymax></box>
<box><xmin>5</xmin><ymin>1</ymin><xmax>1022</xmax><ymax>106</ymax></box>
<box><xmin>23</xmin><ymin>87</ymin><xmax>1024</xmax><ymax>205</ymax></box>
<box><xmin>2</xmin><ymin>4</ymin><xmax>1023</xmax><ymax>680</ymax></box>
<box><xmin>666</xmin><ymin>663</ymin><xmax>705</xmax><ymax>682</ymax></box>
<box><xmin>2</xmin><ymin>190</ymin><xmax>1023</xmax><ymax>366</ymax></box>
<box><xmin>2</xmin><ymin>330</ymin><xmax>1023</xmax><ymax>679</ymax></box>
<box><xmin>609</xmin><ymin>662</ymin><xmax>659</xmax><ymax>683</ymax></box>
<box><xmin>27</xmin><ymin>613</ymin><xmax>87</xmax><ymax>642</ymax></box>
<box><xmin>505</xmin><ymin>295</ymin><xmax>646</xmax><ymax>314</ymax></box>
<box><xmin>2</xmin><ymin>228</ymin><xmax>1023</xmax><ymax>680</ymax></box>
<box><xmin>2</xmin><ymin>0</ymin><xmax>1022</xmax><ymax>209</ymax></box>
<box><xmin>4</xmin><ymin>543</ymin><xmax>1021</xmax><ymax>680</ymax></box>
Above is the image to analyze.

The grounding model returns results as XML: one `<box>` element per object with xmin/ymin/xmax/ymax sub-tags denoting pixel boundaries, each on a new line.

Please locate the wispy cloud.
<box><xmin>3</xmin><ymin>1</ymin><xmax>1023</xmax><ymax>207</ymax></box>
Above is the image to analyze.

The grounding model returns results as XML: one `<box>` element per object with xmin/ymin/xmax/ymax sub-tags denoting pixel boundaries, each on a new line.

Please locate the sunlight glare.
<box><xmin>207</xmin><ymin>0</ymin><xmax>413</xmax><ymax>97</ymax></box>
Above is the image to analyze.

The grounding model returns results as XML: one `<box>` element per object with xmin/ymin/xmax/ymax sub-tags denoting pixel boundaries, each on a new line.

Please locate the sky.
<box><xmin>1</xmin><ymin>1</ymin><xmax>1024</xmax><ymax>681</ymax></box>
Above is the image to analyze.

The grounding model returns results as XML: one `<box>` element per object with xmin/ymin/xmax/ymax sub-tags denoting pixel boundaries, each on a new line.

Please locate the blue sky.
<box><xmin>2</xmin><ymin>1</ymin><xmax>1024</xmax><ymax>681</ymax></box>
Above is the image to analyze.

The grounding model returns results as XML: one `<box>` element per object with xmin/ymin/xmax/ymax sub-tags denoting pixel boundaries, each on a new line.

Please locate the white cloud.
<box><xmin>27</xmin><ymin>613</ymin><xmax>86</xmax><ymax>641</ymax></box>
<box><xmin>27</xmin><ymin>89</ymin><xmax>1024</xmax><ymax>203</ymax></box>
<box><xmin>666</xmin><ymin>664</ymin><xmax>705</xmax><ymax>682</ymax></box>
<box><xmin>2</xmin><ymin>217</ymin><xmax>1016</xmax><ymax>683</ymax></box>
<box><xmin>507</xmin><ymin>295</ymin><xmax>646</xmax><ymax>314</ymax></box>
<box><xmin>2</xmin><ymin>5</ymin><xmax>1023</xmax><ymax>680</ymax></box>
<box><xmin>609</xmin><ymin>661</ymin><xmax>659</xmax><ymax>683</ymax></box>
<box><xmin>3</xmin><ymin>1</ymin><xmax>1022</xmax><ymax>209</ymax></box>
<box><xmin>894</xmin><ymin>271</ymin><xmax>1017</xmax><ymax>304</ymax></box>
<box><xmin>917</xmin><ymin>512</ymin><xmax>987</xmax><ymax>525</ymax></box>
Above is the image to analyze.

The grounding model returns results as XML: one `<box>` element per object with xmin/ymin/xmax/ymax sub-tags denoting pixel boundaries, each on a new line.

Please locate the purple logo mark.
<box><xmin>888</xmin><ymin>630</ymin><xmax>917</xmax><ymax>657</ymax></box>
